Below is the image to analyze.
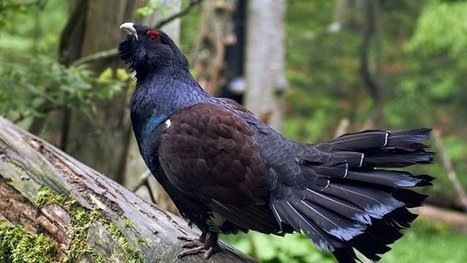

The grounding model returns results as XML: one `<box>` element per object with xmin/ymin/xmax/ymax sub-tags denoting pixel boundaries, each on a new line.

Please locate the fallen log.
<box><xmin>414</xmin><ymin>205</ymin><xmax>467</xmax><ymax>232</ymax></box>
<box><xmin>0</xmin><ymin>117</ymin><xmax>253</xmax><ymax>262</ymax></box>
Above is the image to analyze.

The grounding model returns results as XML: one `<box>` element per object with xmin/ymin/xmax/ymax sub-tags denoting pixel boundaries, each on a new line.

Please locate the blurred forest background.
<box><xmin>0</xmin><ymin>0</ymin><xmax>466</xmax><ymax>262</ymax></box>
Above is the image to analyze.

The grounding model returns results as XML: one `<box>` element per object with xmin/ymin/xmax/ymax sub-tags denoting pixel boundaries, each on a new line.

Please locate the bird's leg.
<box><xmin>177</xmin><ymin>231</ymin><xmax>220</xmax><ymax>259</ymax></box>
<box><xmin>177</xmin><ymin>232</ymin><xmax>206</xmax><ymax>248</ymax></box>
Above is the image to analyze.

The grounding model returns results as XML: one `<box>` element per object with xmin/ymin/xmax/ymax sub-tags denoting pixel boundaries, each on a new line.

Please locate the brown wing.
<box><xmin>159</xmin><ymin>103</ymin><xmax>269</xmax><ymax>208</ymax></box>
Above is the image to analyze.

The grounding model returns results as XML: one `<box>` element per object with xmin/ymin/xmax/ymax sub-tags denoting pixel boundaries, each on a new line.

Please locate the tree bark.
<box><xmin>244</xmin><ymin>0</ymin><xmax>286</xmax><ymax>131</ymax></box>
<box><xmin>191</xmin><ymin>0</ymin><xmax>236</xmax><ymax>95</ymax></box>
<box><xmin>0</xmin><ymin>117</ymin><xmax>253</xmax><ymax>263</ymax></box>
<box><xmin>359</xmin><ymin>0</ymin><xmax>384</xmax><ymax>129</ymax></box>
<box><xmin>55</xmin><ymin>0</ymin><xmax>137</xmax><ymax>185</ymax></box>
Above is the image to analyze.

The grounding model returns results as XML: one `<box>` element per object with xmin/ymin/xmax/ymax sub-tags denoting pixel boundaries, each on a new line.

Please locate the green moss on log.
<box><xmin>0</xmin><ymin>222</ymin><xmax>56</xmax><ymax>263</ymax></box>
<box><xmin>10</xmin><ymin>183</ymin><xmax>144</xmax><ymax>262</ymax></box>
<box><xmin>107</xmin><ymin>220</ymin><xmax>144</xmax><ymax>263</ymax></box>
<box><xmin>33</xmin><ymin>186</ymin><xmax>65</xmax><ymax>207</ymax></box>
<box><xmin>63</xmin><ymin>205</ymin><xmax>105</xmax><ymax>263</ymax></box>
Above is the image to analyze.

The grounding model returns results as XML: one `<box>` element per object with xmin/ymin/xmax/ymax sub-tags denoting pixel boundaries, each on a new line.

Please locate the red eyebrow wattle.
<box><xmin>146</xmin><ymin>30</ymin><xmax>160</xmax><ymax>40</ymax></box>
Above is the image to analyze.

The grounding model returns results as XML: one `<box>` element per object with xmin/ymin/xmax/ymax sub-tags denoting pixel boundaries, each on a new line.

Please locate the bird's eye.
<box><xmin>146</xmin><ymin>30</ymin><xmax>161</xmax><ymax>41</ymax></box>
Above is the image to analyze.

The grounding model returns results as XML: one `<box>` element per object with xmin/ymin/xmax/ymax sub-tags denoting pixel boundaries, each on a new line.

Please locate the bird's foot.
<box><xmin>178</xmin><ymin>246</ymin><xmax>219</xmax><ymax>260</ymax></box>
<box><xmin>177</xmin><ymin>234</ymin><xmax>205</xmax><ymax>248</ymax></box>
<box><xmin>177</xmin><ymin>232</ymin><xmax>219</xmax><ymax>260</ymax></box>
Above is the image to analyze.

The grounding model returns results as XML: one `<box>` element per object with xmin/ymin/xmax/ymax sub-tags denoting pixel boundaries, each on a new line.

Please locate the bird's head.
<box><xmin>118</xmin><ymin>22</ymin><xmax>189</xmax><ymax>79</ymax></box>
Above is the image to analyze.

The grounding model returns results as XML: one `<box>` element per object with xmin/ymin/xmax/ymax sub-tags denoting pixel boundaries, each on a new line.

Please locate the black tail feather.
<box><xmin>320</xmin><ymin>183</ymin><xmax>404</xmax><ymax>219</ymax></box>
<box><xmin>387</xmin><ymin>128</ymin><xmax>431</xmax><ymax>149</ymax></box>
<box><xmin>300</xmin><ymin>186</ymin><xmax>372</xmax><ymax>225</ymax></box>
<box><xmin>333</xmin><ymin>247</ymin><xmax>359</xmax><ymax>263</ymax></box>
<box><xmin>270</xmin><ymin>129</ymin><xmax>433</xmax><ymax>262</ymax></box>
<box><xmin>272</xmin><ymin>200</ymin><xmax>344</xmax><ymax>251</ymax></box>
<box><xmin>363</xmin><ymin>150</ymin><xmax>433</xmax><ymax>167</ymax></box>
<box><xmin>312</xmin><ymin>166</ymin><xmax>430</xmax><ymax>188</ymax></box>
<box><xmin>331</xmin><ymin>130</ymin><xmax>391</xmax><ymax>151</ymax></box>
<box><xmin>332</xmin><ymin>128</ymin><xmax>432</xmax><ymax>152</ymax></box>
<box><xmin>392</xmin><ymin>188</ymin><xmax>429</xmax><ymax>208</ymax></box>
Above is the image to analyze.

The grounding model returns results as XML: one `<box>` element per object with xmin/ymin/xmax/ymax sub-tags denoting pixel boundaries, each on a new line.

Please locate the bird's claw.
<box><xmin>177</xmin><ymin>244</ymin><xmax>218</xmax><ymax>260</ymax></box>
<box><xmin>177</xmin><ymin>234</ymin><xmax>206</xmax><ymax>248</ymax></box>
<box><xmin>177</xmin><ymin>234</ymin><xmax>198</xmax><ymax>242</ymax></box>
<box><xmin>177</xmin><ymin>232</ymin><xmax>219</xmax><ymax>260</ymax></box>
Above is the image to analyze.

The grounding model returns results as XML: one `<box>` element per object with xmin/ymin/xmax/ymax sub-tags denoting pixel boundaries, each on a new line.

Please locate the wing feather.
<box><xmin>159</xmin><ymin>103</ymin><xmax>268</xmax><ymax>207</ymax></box>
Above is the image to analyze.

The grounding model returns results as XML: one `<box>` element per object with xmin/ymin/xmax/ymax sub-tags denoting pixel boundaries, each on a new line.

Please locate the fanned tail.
<box><xmin>270</xmin><ymin>129</ymin><xmax>434</xmax><ymax>262</ymax></box>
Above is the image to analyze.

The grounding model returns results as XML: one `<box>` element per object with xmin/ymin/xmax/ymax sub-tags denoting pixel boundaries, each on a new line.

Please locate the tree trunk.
<box><xmin>244</xmin><ymin>0</ymin><xmax>286</xmax><ymax>131</ymax></box>
<box><xmin>191</xmin><ymin>0</ymin><xmax>237</xmax><ymax>95</ymax></box>
<box><xmin>56</xmin><ymin>1</ymin><xmax>184</xmax><ymax>187</ymax></box>
<box><xmin>55</xmin><ymin>1</ymin><xmax>188</xmax><ymax>217</ymax></box>
<box><xmin>359</xmin><ymin>0</ymin><xmax>385</xmax><ymax>129</ymax></box>
<box><xmin>0</xmin><ymin>117</ymin><xmax>253</xmax><ymax>263</ymax></box>
<box><xmin>56</xmin><ymin>0</ymin><xmax>137</xmax><ymax>184</ymax></box>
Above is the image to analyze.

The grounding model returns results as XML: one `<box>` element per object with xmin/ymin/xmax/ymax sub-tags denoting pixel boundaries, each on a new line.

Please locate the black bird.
<box><xmin>118</xmin><ymin>22</ymin><xmax>433</xmax><ymax>262</ymax></box>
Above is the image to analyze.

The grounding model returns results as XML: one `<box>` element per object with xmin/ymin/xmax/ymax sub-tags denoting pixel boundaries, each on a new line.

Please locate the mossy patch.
<box><xmin>63</xmin><ymin>203</ymin><xmax>143</xmax><ymax>263</ymax></box>
<box><xmin>0</xmin><ymin>222</ymin><xmax>56</xmax><ymax>263</ymax></box>
<box><xmin>62</xmin><ymin>205</ymin><xmax>105</xmax><ymax>263</ymax></box>
<box><xmin>107</xmin><ymin>220</ymin><xmax>144</xmax><ymax>263</ymax></box>
<box><xmin>26</xmin><ymin>185</ymin><xmax>144</xmax><ymax>262</ymax></box>
<box><xmin>30</xmin><ymin>186</ymin><xmax>104</xmax><ymax>262</ymax></box>
<box><xmin>33</xmin><ymin>186</ymin><xmax>66</xmax><ymax>207</ymax></box>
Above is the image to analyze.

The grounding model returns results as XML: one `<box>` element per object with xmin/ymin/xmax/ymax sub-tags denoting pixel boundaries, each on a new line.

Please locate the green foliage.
<box><xmin>0</xmin><ymin>0</ymin><xmax>65</xmax><ymax>56</ymax></box>
<box><xmin>284</xmin><ymin>1</ymin><xmax>445</xmax><ymax>135</ymax></box>
<box><xmin>0</xmin><ymin>0</ymin><xmax>125</xmax><ymax>128</ymax></box>
<box><xmin>284</xmin><ymin>0</ymin><xmax>467</xmax><ymax>197</ymax></box>
<box><xmin>223</xmin><ymin>219</ymin><xmax>467</xmax><ymax>263</ymax></box>
<box><xmin>285</xmin><ymin>0</ymin><xmax>372</xmax><ymax>139</ymax></box>
<box><xmin>136</xmin><ymin>0</ymin><xmax>199</xmax><ymax>19</ymax></box>
<box><xmin>222</xmin><ymin>232</ymin><xmax>334</xmax><ymax>263</ymax></box>
<box><xmin>430</xmin><ymin>136</ymin><xmax>467</xmax><ymax>196</ymax></box>
<box><xmin>391</xmin><ymin>1</ymin><xmax>467</xmax><ymax>125</ymax></box>
<box><xmin>136</xmin><ymin>0</ymin><xmax>173</xmax><ymax>18</ymax></box>
<box><xmin>180</xmin><ymin>4</ymin><xmax>202</xmax><ymax>54</ymax></box>
<box><xmin>405</xmin><ymin>1</ymin><xmax>467</xmax><ymax>57</ymax></box>
<box><xmin>0</xmin><ymin>55</ymin><xmax>124</xmax><ymax>123</ymax></box>
<box><xmin>380</xmin><ymin>219</ymin><xmax>467</xmax><ymax>263</ymax></box>
<box><xmin>382</xmin><ymin>1</ymin><xmax>467</xmax><ymax>200</ymax></box>
<box><xmin>0</xmin><ymin>0</ymin><xmax>48</xmax><ymax>28</ymax></box>
<box><xmin>0</xmin><ymin>222</ymin><xmax>56</xmax><ymax>263</ymax></box>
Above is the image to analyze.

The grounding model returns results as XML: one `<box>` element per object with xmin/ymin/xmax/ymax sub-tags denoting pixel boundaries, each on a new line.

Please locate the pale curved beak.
<box><xmin>120</xmin><ymin>22</ymin><xmax>138</xmax><ymax>40</ymax></box>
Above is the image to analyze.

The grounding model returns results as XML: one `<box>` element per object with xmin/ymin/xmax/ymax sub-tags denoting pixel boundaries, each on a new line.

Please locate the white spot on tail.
<box><xmin>165</xmin><ymin>119</ymin><xmax>171</xmax><ymax>128</ymax></box>
<box><xmin>343</xmin><ymin>163</ymin><xmax>349</xmax><ymax>178</ymax></box>
<box><xmin>359</xmin><ymin>153</ymin><xmax>364</xmax><ymax>167</ymax></box>
<box><xmin>383</xmin><ymin>130</ymin><xmax>390</xmax><ymax>146</ymax></box>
